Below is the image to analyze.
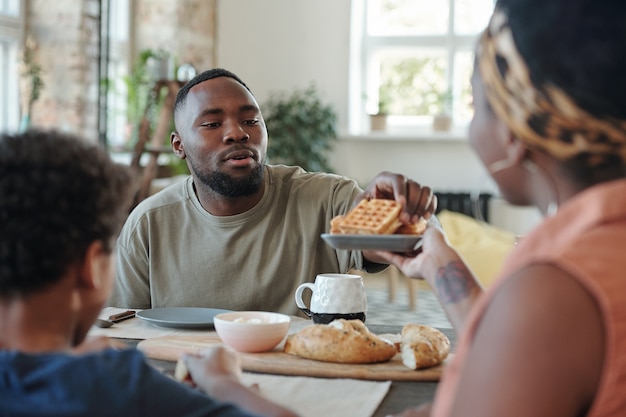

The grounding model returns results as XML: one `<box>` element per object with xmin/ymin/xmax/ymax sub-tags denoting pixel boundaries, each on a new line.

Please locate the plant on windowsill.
<box><xmin>432</xmin><ymin>88</ymin><xmax>453</xmax><ymax>132</ymax></box>
<box><xmin>264</xmin><ymin>84</ymin><xmax>338</xmax><ymax>173</ymax></box>
<box><xmin>369</xmin><ymin>84</ymin><xmax>392</xmax><ymax>132</ymax></box>
<box><xmin>124</xmin><ymin>49</ymin><xmax>171</xmax><ymax>147</ymax></box>
<box><xmin>18</xmin><ymin>37</ymin><xmax>45</xmax><ymax>132</ymax></box>
<box><xmin>105</xmin><ymin>49</ymin><xmax>189</xmax><ymax>184</ymax></box>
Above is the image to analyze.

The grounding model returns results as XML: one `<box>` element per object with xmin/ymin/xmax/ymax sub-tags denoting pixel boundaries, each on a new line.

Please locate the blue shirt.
<box><xmin>0</xmin><ymin>348</ymin><xmax>260</xmax><ymax>417</ymax></box>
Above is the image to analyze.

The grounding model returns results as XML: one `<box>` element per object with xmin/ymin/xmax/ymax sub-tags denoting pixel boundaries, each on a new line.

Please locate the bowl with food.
<box><xmin>213</xmin><ymin>311</ymin><xmax>291</xmax><ymax>353</ymax></box>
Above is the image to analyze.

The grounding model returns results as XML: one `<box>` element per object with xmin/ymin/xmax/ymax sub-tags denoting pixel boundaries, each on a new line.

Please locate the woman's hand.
<box><xmin>376</xmin><ymin>227</ymin><xmax>483</xmax><ymax>333</ymax></box>
<box><xmin>375</xmin><ymin>227</ymin><xmax>453</xmax><ymax>283</ymax></box>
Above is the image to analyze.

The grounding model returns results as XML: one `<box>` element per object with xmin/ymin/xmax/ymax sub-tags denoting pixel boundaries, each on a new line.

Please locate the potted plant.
<box><xmin>432</xmin><ymin>88</ymin><xmax>453</xmax><ymax>132</ymax></box>
<box><xmin>18</xmin><ymin>37</ymin><xmax>45</xmax><ymax>132</ymax></box>
<box><xmin>369</xmin><ymin>84</ymin><xmax>392</xmax><ymax>132</ymax></box>
<box><xmin>104</xmin><ymin>48</ymin><xmax>172</xmax><ymax>148</ymax></box>
<box><xmin>124</xmin><ymin>49</ymin><xmax>168</xmax><ymax>140</ymax></box>
<box><xmin>263</xmin><ymin>84</ymin><xmax>338</xmax><ymax>173</ymax></box>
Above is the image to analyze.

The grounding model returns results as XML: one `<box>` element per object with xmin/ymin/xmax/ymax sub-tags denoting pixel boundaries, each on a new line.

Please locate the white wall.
<box><xmin>216</xmin><ymin>1</ymin><xmax>482</xmax><ymax>187</ymax></box>
<box><xmin>216</xmin><ymin>0</ymin><xmax>352</xmax><ymax>130</ymax></box>
<box><xmin>216</xmin><ymin>1</ymin><xmax>541</xmax><ymax>234</ymax></box>
<box><xmin>329</xmin><ymin>133</ymin><xmax>487</xmax><ymax>190</ymax></box>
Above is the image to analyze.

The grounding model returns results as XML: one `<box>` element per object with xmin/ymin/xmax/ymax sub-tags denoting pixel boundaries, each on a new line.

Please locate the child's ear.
<box><xmin>79</xmin><ymin>241</ymin><xmax>106</xmax><ymax>289</ymax></box>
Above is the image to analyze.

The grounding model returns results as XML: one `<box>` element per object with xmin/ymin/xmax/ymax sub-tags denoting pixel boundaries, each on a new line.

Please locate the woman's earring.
<box><xmin>487</xmin><ymin>159</ymin><xmax>516</xmax><ymax>175</ymax></box>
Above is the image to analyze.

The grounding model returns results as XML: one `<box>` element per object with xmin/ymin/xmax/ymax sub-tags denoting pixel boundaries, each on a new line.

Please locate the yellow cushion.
<box><xmin>436</xmin><ymin>210</ymin><xmax>515</xmax><ymax>287</ymax></box>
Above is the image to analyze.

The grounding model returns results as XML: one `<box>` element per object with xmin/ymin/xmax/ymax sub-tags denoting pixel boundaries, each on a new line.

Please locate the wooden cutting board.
<box><xmin>137</xmin><ymin>335</ymin><xmax>449</xmax><ymax>381</ymax></box>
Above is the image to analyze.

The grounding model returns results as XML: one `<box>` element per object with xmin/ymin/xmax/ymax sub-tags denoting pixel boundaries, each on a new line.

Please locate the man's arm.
<box><xmin>108</xmin><ymin>239</ymin><xmax>152</xmax><ymax>309</ymax></box>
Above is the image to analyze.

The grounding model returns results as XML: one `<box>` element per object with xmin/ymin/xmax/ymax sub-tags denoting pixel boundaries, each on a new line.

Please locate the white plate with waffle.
<box><xmin>321</xmin><ymin>233</ymin><xmax>423</xmax><ymax>252</ymax></box>
<box><xmin>322</xmin><ymin>199</ymin><xmax>441</xmax><ymax>252</ymax></box>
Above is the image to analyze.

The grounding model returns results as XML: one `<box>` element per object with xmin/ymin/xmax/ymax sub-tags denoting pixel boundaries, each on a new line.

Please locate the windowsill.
<box><xmin>341</xmin><ymin>124</ymin><xmax>469</xmax><ymax>143</ymax></box>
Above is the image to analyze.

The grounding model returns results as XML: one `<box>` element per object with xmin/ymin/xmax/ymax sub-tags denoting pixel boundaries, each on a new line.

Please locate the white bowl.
<box><xmin>213</xmin><ymin>311</ymin><xmax>291</xmax><ymax>353</ymax></box>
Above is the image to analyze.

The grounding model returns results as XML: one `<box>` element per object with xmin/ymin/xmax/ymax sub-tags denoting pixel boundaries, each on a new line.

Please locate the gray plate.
<box><xmin>321</xmin><ymin>233</ymin><xmax>423</xmax><ymax>252</ymax></box>
<box><xmin>136</xmin><ymin>307</ymin><xmax>232</xmax><ymax>329</ymax></box>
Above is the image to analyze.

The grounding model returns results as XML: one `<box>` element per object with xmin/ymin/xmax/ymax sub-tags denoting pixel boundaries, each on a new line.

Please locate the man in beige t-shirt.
<box><xmin>109</xmin><ymin>68</ymin><xmax>437</xmax><ymax>315</ymax></box>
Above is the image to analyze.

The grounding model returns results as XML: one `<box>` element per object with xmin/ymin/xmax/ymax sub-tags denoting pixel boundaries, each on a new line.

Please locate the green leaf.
<box><xmin>263</xmin><ymin>84</ymin><xmax>338</xmax><ymax>173</ymax></box>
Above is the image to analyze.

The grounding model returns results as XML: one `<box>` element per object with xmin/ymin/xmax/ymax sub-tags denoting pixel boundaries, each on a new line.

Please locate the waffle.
<box><xmin>395</xmin><ymin>218</ymin><xmax>427</xmax><ymax>235</ymax></box>
<box><xmin>330</xmin><ymin>215</ymin><xmax>346</xmax><ymax>234</ymax></box>
<box><xmin>333</xmin><ymin>199</ymin><xmax>403</xmax><ymax>235</ymax></box>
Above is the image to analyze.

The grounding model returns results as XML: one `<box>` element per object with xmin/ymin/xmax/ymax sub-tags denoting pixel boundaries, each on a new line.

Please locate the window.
<box><xmin>101</xmin><ymin>0</ymin><xmax>131</xmax><ymax>149</ymax></box>
<box><xmin>351</xmin><ymin>0</ymin><xmax>494</xmax><ymax>133</ymax></box>
<box><xmin>0</xmin><ymin>0</ymin><xmax>22</xmax><ymax>132</ymax></box>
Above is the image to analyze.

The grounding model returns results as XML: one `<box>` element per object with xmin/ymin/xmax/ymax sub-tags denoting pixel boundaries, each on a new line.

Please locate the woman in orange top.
<box><xmin>379</xmin><ymin>0</ymin><xmax>626</xmax><ymax>416</ymax></box>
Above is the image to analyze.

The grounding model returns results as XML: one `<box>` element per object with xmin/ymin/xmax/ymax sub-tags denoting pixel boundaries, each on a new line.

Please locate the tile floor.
<box><xmin>360</xmin><ymin>269</ymin><xmax>452</xmax><ymax>329</ymax></box>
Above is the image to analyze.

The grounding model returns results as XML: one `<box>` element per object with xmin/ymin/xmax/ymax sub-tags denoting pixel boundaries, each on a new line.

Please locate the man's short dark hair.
<box><xmin>174</xmin><ymin>68</ymin><xmax>252</xmax><ymax>118</ymax></box>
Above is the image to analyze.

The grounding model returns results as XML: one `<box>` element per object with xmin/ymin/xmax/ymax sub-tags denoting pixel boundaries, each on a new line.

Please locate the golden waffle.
<box><xmin>330</xmin><ymin>215</ymin><xmax>346</xmax><ymax>234</ymax></box>
<box><xmin>395</xmin><ymin>218</ymin><xmax>427</xmax><ymax>235</ymax></box>
<box><xmin>334</xmin><ymin>199</ymin><xmax>402</xmax><ymax>235</ymax></box>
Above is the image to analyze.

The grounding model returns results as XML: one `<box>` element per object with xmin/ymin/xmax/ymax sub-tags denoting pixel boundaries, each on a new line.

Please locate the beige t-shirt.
<box><xmin>109</xmin><ymin>165</ymin><xmax>370</xmax><ymax>316</ymax></box>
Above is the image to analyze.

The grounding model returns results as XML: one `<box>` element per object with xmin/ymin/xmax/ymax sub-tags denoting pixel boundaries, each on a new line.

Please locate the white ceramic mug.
<box><xmin>294</xmin><ymin>273</ymin><xmax>368</xmax><ymax>324</ymax></box>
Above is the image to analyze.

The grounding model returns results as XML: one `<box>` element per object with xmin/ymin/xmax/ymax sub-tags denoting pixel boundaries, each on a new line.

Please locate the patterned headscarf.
<box><xmin>477</xmin><ymin>7</ymin><xmax>626</xmax><ymax>167</ymax></box>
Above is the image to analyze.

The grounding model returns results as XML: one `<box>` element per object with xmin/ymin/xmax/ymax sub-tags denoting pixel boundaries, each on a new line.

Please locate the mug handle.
<box><xmin>294</xmin><ymin>283</ymin><xmax>315</xmax><ymax>318</ymax></box>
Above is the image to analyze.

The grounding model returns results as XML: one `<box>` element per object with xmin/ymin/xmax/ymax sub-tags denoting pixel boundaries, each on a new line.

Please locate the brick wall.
<box><xmin>26</xmin><ymin>0</ymin><xmax>100</xmax><ymax>141</ymax></box>
<box><xmin>24</xmin><ymin>0</ymin><xmax>216</xmax><ymax>143</ymax></box>
<box><xmin>134</xmin><ymin>0</ymin><xmax>216</xmax><ymax>73</ymax></box>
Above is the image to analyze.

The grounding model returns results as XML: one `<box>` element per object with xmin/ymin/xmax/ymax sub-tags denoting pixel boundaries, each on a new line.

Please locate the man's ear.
<box><xmin>171</xmin><ymin>131</ymin><xmax>186</xmax><ymax>159</ymax></box>
<box><xmin>79</xmin><ymin>241</ymin><xmax>106</xmax><ymax>289</ymax></box>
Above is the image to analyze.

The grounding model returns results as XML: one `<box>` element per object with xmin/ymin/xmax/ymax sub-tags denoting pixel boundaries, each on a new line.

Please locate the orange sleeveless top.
<box><xmin>432</xmin><ymin>178</ymin><xmax>626</xmax><ymax>417</ymax></box>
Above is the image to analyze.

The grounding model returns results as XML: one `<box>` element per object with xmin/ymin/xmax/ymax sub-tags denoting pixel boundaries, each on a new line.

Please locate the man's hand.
<box><xmin>358</xmin><ymin>172</ymin><xmax>437</xmax><ymax>223</ymax></box>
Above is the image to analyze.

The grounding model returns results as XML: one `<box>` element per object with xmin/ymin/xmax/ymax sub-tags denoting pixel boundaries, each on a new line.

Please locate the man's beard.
<box><xmin>194</xmin><ymin>164</ymin><xmax>265</xmax><ymax>198</ymax></box>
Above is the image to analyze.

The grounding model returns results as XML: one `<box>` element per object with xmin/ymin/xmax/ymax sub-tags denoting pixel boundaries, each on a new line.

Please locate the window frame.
<box><xmin>352</xmin><ymin>0</ymin><xmax>491</xmax><ymax>134</ymax></box>
<box><xmin>0</xmin><ymin>0</ymin><xmax>24</xmax><ymax>133</ymax></box>
<box><xmin>100</xmin><ymin>0</ymin><xmax>132</xmax><ymax>149</ymax></box>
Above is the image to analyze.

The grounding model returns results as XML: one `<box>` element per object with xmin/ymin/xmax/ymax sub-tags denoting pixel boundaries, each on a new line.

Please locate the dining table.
<box><xmin>92</xmin><ymin>307</ymin><xmax>457</xmax><ymax>417</ymax></box>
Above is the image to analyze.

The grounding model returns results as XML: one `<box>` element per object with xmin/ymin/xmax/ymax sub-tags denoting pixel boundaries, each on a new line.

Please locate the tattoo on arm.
<box><xmin>435</xmin><ymin>260</ymin><xmax>474</xmax><ymax>304</ymax></box>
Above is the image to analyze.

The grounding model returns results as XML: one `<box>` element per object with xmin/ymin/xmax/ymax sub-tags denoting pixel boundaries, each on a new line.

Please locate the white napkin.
<box><xmin>241</xmin><ymin>373</ymin><xmax>391</xmax><ymax>417</ymax></box>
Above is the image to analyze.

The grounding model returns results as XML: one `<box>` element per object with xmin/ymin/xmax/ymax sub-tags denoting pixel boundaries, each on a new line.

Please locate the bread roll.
<box><xmin>400</xmin><ymin>324</ymin><xmax>450</xmax><ymax>370</ymax></box>
<box><xmin>377</xmin><ymin>332</ymin><xmax>402</xmax><ymax>352</ymax></box>
<box><xmin>284</xmin><ymin>319</ymin><xmax>397</xmax><ymax>364</ymax></box>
